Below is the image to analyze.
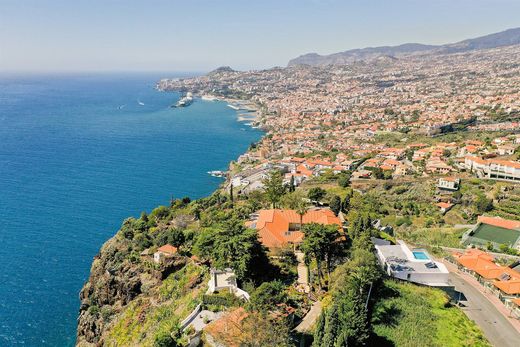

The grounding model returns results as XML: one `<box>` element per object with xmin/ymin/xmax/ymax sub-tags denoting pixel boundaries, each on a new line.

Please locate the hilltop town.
<box><xmin>78</xmin><ymin>35</ymin><xmax>520</xmax><ymax>347</ymax></box>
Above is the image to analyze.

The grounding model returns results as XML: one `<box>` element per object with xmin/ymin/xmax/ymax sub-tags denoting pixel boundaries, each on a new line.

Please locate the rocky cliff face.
<box><xmin>76</xmin><ymin>232</ymin><xmax>202</xmax><ymax>346</ymax></box>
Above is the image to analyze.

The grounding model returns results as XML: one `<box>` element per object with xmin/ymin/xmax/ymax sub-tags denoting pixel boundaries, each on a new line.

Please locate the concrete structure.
<box><xmin>465</xmin><ymin>156</ymin><xmax>520</xmax><ymax>182</ymax></box>
<box><xmin>374</xmin><ymin>240</ymin><xmax>450</xmax><ymax>286</ymax></box>
<box><xmin>207</xmin><ymin>268</ymin><xmax>250</xmax><ymax>301</ymax></box>
<box><xmin>438</xmin><ymin>177</ymin><xmax>460</xmax><ymax>191</ymax></box>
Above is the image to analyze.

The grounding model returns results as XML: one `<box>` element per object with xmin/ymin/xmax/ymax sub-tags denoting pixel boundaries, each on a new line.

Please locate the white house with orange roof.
<box><xmin>154</xmin><ymin>244</ymin><xmax>178</xmax><ymax>263</ymax></box>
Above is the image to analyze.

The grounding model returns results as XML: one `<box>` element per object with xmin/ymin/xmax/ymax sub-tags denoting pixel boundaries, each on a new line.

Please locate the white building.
<box><xmin>374</xmin><ymin>240</ymin><xmax>450</xmax><ymax>286</ymax></box>
<box><xmin>207</xmin><ymin>268</ymin><xmax>250</xmax><ymax>301</ymax></box>
<box><xmin>437</xmin><ymin>177</ymin><xmax>460</xmax><ymax>191</ymax></box>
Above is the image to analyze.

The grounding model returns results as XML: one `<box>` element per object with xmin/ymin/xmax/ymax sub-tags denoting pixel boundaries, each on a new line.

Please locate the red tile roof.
<box><xmin>477</xmin><ymin>216</ymin><xmax>520</xmax><ymax>230</ymax></box>
<box><xmin>254</xmin><ymin>209</ymin><xmax>341</xmax><ymax>249</ymax></box>
<box><xmin>157</xmin><ymin>244</ymin><xmax>178</xmax><ymax>255</ymax></box>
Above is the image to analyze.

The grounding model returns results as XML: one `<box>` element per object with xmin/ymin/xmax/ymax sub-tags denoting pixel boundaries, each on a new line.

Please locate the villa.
<box><xmin>250</xmin><ymin>208</ymin><xmax>342</xmax><ymax>250</ymax></box>
<box><xmin>374</xmin><ymin>240</ymin><xmax>450</xmax><ymax>286</ymax></box>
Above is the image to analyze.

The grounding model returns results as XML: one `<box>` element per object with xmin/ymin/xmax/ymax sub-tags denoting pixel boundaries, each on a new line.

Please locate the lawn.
<box><xmin>371</xmin><ymin>280</ymin><xmax>490</xmax><ymax>347</ymax></box>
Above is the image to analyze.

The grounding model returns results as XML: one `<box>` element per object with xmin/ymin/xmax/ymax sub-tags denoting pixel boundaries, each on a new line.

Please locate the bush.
<box><xmin>153</xmin><ymin>331</ymin><xmax>177</xmax><ymax>347</ymax></box>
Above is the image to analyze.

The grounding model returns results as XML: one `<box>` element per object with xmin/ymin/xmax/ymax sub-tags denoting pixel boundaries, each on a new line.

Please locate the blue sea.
<box><xmin>0</xmin><ymin>73</ymin><xmax>263</xmax><ymax>346</ymax></box>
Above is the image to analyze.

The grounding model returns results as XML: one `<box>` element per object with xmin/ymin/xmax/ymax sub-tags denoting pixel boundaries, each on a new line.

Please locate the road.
<box><xmin>449</xmin><ymin>272</ymin><xmax>520</xmax><ymax>347</ymax></box>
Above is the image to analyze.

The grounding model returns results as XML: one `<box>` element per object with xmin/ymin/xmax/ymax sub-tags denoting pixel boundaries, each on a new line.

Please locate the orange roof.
<box><xmin>493</xmin><ymin>268</ymin><xmax>520</xmax><ymax>295</ymax></box>
<box><xmin>477</xmin><ymin>216</ymin><xmax>520</xmax><ymax>230</ymax></box>
<box><xmin>204</xmin><ymin>308</ymin><xmax>248</xmax><ymax>347</ymax></box>
<box><xmin>157</xmin><ymin>244</ymin><xmax>178</xmax><ymax>255</ymax></box>
<box><xmin>296</xmin><ymin>164</ymin><xmax>313</xmax><ymax>177</ymax></box>
<box><xmin>453</xmin><ymin>249</ymin><xmax>504</xmax><ymax>279</ymax></box>
<box><xmin>254</xmin><ymin>209</ymin><xmax>341</xmax><ymax>249</ymax></box>
<box><xmin>437</xmin><ymin>202</ymin><xmax>453</xmax><ymax>209</ymax></box>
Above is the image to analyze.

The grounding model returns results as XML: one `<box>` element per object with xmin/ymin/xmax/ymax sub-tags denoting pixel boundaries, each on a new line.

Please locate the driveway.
<box><xmin>294</xmin><ymin>301</ymin><xmax>322</xmax><ymax>333</ymax></box>
<box><xmin>449</xmin><ymin>272</ymin><xmax>520</xmax><ymax>347</ymax></box>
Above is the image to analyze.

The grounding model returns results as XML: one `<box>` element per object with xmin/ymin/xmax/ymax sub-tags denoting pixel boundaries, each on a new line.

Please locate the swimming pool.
<box><xmin>413</xmin><ymin>251</ymin><xmax>430</xmax><ymax>260</ymax></box>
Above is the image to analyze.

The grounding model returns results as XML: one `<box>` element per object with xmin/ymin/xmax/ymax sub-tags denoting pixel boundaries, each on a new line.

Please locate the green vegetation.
<box><xmin>313</xmin><ymin>227</ymin><xmax>381</xmax><ymax>346</ymax></box>
<box><xmin>106</xmin><ymin>263</ymin><xmax>206</xmax><ymax>346</ymax></box>
<box><xmin>371</xmin><ymin>280</ymin><xmax>490</xmax><ymax>347</ymax></box>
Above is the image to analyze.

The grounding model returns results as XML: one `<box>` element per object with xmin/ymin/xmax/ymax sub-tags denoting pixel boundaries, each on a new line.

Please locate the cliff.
<box><xmin>76</xmin><ymin>207</ymin><xmax>208</xmax><ymax>346</ymax></box>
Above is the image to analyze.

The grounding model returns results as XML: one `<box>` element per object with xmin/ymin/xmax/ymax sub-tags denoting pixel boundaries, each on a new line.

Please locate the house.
<box><xmin>437</xmin><ymin>177</ymin><xmax>460</xmax><ymax>191</ymax></box>
<box><xmin>425</xmin><ymin>159</ymin><xmax>453</xmax><ymax>175</ymax></box>
<box><xmin>437</xmin><ymin>202</ymin><xmax>453</xmax><ymax>214</ymax></box>
<box><xmin>154</xmin><ymin>244</ymin><xmax>178</xmax><ymax>263</ymax></box>
<box><xmin>497</xmin><ymin>144</ymin><xmax>516</xmax><ymax>156</ymax></box>
<box><xmin>374</xmin><ymin>240</ymin><xmax>450</xmax><ymax>286</ymax></box>
<box><xmin>250</xmin><ymin>208</ymin><xmax>341</xmax><ymax>250</ymax></box>
<box><xmin>453</xmin><ymin>249</ymin><xmax>520</xmax><ymax>304</ymax></box>
<box><xmin>204</xmin><ymin>308</ymin><xmax>249</xmax><ymax>347</ymax></box>
<box><xmin>463</xmin><ymin>216</ymin><xmax>520</xmax><ymax>250</ymax></box>
<box><xmin>207</xmin><ymin>268</ymin><xmax>250</xmax><ymax>300</ymax></box>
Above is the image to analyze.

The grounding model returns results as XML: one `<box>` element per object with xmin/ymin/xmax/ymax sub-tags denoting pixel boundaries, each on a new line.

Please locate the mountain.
<box><xmin>288</xmin><ymin>27</ymin><xmax>520</xmax><ymax>66</ymax></box>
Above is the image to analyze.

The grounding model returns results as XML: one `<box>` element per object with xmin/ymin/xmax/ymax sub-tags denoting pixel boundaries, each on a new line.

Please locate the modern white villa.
<box><xmin>374</xmin><ymin>240</ymin><xmax>450</xmax><ymax>286</ymax></box>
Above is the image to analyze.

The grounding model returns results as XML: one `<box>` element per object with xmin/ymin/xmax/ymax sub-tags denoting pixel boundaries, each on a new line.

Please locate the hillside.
<box><xmin>288</xmin><ymin>27</ymin><xmax>520</xmax><ymax>66</ymax></box>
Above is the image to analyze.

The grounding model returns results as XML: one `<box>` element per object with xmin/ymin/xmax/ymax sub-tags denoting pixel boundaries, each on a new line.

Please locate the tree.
<box><xmin>349</xmin><ymin>212</ymin><xmax>374</xmax><ymax>239</ymax></box>
<box><xmin>230</xmin><ymin>183</ymin><xmax>234</xmax><ymax>206</ymax></box>
<box><xmin>338</xmin><ymin>172</ymin><xmax>351</xmax><ymax>188</ymax></box>
<box><xmin>238</xmin><ymin>311</ymin><xmax>291</xmax><ymax>347</ymax></box>
<box><xmin>289</xmin><ymin>175</ymin><xmax>296</xmax><ymax>192</ymax></box>
<box><xmin>342</xmin><ymin>191</ymin><xmax>352</xmax><ymax>213</ymax></box>
<box><xmin>329</xmin><ymin>194</ymin><xmax>342</xmax><ymax>216</ymax></box>
<box><xmin>263</xmin><ymin>170</ymin><xmax>286</xmax><ymax>208</ymax></box>
<box><xmin>282</xmin><ymin>190</ymin><xmax>309</xmax><ymax>226</ymax></box>
<box><xmin>301</xmin><ymin>223</ymin><xmax>340</xmax><ymax>290</ymax></box>
<box><xmin>313</xmin><ymin>229</ymin><xmax>381</xmax><ymax>347</ymax></box>
<box><xmin>193</xmin><ymin>218</ymin><xmax>268</xmax><ymax>280</ymax></box>
<box><xmin>308</xmin><ymin>187</ymin><xmax>326</xmax><ymax>203</ymax></box>
<box><xmin>475</xmin><ymin>195</ymin><xmax>493</xmax><ymax>214</ymax></box>
<box><xmin>249</xmin><ymin>280</ymin><xmax>287</xmax><ymax>311</ymax></box>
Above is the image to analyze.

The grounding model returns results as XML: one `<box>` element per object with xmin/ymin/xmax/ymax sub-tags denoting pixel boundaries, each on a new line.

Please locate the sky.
<box><xmin>1</xmin><ymin>0</ymin><xmax>519</xmax><ymax>73</ymax></box>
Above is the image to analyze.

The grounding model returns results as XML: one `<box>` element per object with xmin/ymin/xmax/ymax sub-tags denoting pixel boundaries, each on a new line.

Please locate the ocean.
<box><xmin>0</xmin><ymin>73</ymin><xmax>263</xmax><ymax>346</ymax></box>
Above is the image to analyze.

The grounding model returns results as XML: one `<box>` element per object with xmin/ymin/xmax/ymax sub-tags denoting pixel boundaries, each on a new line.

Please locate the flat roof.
<box><xmin>376</xmin><ymin>243</ymin><xmax>448</xmax><ymax>274</ymax></box>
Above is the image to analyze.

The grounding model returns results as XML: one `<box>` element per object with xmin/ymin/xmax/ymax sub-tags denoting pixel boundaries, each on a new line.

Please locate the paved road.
<box><xmin>295</xmin><ymin>301</ymin><xmax>322</xmax><ymax>333</ymax></box>
<box><xmin>449</xmin><ymin>272</ymin><xmax>520</xmax><ymax>347</ymax></box>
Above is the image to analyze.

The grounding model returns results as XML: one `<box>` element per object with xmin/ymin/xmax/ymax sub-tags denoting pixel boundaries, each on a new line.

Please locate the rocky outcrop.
<box><xmin>76</xmin><ymin>234</ymin><xmax>190</xmax><ymax>346</ymax></box>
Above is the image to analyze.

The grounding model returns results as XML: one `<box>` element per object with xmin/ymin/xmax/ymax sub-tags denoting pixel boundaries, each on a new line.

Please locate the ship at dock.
<box><xmin>172</xmin><ymin>92</ymin><xmax>193</xmax><ymax>108</ymax></box>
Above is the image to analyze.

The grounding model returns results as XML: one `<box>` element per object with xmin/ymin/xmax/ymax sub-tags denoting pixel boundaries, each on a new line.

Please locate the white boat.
<box><xmin>138</xmin><ymin>100</ymin><xmax>145</xmax><ymax>106</ymax></box>
<box><xmin>207</xmin><ymin>170</ymin><xmax>227</xmax><ymax>177</ymax></box>
<box><xmin>173</xmin><ymin>92</ymin><xmax>193</xmax><ymax>108</ymax></box>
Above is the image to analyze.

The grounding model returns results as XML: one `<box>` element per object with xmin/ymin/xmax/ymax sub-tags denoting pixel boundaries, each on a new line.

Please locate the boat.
<box><xmin>138</xmin><ymin>100</ymin><xmax>145</xmax><ymax>106</ymax></box>
<box><xmin>118</xmin><ymin>104</ymin><xmax>126</xmax><ymax>110</ymax></box>
<box><xmin>172</xmin><ymin>92</ymin><xmax>193</xmax><ymax>108</ymax></box>
<box><xmin>207</xmin><ymin>170</ymin><xmax>227</xmax><ymax>178</ymax></box>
